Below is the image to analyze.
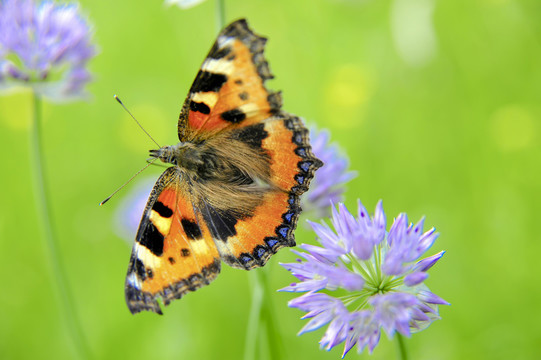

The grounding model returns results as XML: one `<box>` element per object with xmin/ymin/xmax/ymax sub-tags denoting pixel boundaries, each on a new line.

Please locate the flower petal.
<box><xmin>404</xmin><ymin>272</ymin><xmax>428</xmax><ymax>286</ymax></box>
<box><xmin>279</xmin><ymin>278</ymin><xmax>327</xmax><ymax>293</ymax></box>
<box><xmin>383</xmin><ymin>214</ymin><xmax>440</xmax><ymax>276</ymax></box>
<box><xmin>373</xmin><ymin>200</ymin><xmax>387</xmax><ymax>244</ymax></box>
<box><xmin>413</xmin><ymin>251</ymin><xmax>445</xmax><ymax>272</ymax></box>
<box><xmin>418</xmin><ymin>290</ymin><xmax>450</xmax><ymax>305</ymax></box>
<box><xmin>351</xmin><ymin>200</ymin><xmax>387</xmax><ymax>260</ymax></box>
<box><xmin>320</xmin><ymin>312</ymin><xmax>350</xmax><ymax>351</ymax></box>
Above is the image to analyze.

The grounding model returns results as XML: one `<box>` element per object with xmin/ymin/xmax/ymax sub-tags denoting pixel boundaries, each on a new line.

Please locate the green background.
<box><xmin>1</xmin><ymin>0</ymin><xmax>540</xmax><ymax>359</ymax></box>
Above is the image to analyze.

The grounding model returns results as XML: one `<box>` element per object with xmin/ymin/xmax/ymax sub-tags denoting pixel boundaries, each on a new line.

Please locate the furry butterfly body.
<box><xmin>125</xmin><ymin>19</ymin><xmax>322</xmax><ymax>314</ymax></box>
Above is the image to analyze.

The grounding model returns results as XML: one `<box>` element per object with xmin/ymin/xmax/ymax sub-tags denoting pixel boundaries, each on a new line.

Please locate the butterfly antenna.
<box><xmin>114</xmin><ymin>95</ymin><xmax>161</xmax><ymax>148</ymax></box>
<box><xmin>99</xmin><ymin>158</ymin><xmax>158</xmax><ymax>206</ymax></box>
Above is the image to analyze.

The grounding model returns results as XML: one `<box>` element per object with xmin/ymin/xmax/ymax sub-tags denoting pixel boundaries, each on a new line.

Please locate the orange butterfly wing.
<box><xmin>177</xmin><ymin>18</ymin><xmax>280</xmax><ymax>141</ymax></box>
<box><xmin>198</xmin><ymin>115</ymin><xmax>320</xmax><ymax>270</ymax></box>
<box><xmin>125</xmin><ymin>19</ymin><xmax>322</xmax><ymax>314</ymax></box>
<box><xmin>125</xmin><ymin>168</ymin><xmax>220</xmax><ymax>314</ymax></box>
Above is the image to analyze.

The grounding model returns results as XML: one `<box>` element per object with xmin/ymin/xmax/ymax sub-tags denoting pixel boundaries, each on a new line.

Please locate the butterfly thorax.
<box><xmin>149</xmin><ymin>142</ymin><xmax>248</xmax><ymax>183</ymax></box>
<box><xmin>150</xmin><ymin>142</ymin><xmax>211</xmax><ymax>170</ymax></box>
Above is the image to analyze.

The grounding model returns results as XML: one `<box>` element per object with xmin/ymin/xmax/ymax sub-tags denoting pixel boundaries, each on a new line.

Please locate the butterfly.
<box><xmin>125</xmin><ymin>19</ymin><xmax>323</xmax><ymax>314</ymax></box>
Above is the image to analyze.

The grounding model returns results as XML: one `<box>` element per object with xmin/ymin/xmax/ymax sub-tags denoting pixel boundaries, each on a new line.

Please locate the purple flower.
<box><xmin>0</xmin><ymin>0</ymin><xmax>96</xmax><ymax>101</ymax></box>
<box><xmin>280</xmin><ymin>200</ymin><xmax>449</xmax><ymax>357</ymax></box>
<box><xmin>302</xmin><ymin>128</ymin><xmax>357</xmax><ymax>217</ymax></box>
<box><xmin>114</xmin><ymin>177</ymin><xmax>156</xmax><ymax>243</ymax></box>
<box><xmin>164</xmin><ymin>0</ymin><xmax>206</xmax><ymax>9</ymax></box>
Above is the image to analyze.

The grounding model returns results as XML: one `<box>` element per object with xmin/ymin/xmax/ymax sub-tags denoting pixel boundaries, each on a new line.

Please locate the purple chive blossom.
<box><xmin>0</xmin><ymin>0</ymin><xmax>96</xmax><ymax>101</ymax></box>
<box><xmin>302</xmin><ymin>128</ymin><xmax>357</xmax><ymax>217</ymax></box>
<box><xmin>280</xmin><ymin>200</ymin><xmax>449</xmax><ymax>357</ymax></box>
<box><xmin>282</xmin><ymin>250</ymin><xmax>365</xmax><ymax>292</ymax></box>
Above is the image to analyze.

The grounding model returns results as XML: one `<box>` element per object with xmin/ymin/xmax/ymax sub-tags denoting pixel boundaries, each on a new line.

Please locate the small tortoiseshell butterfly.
<box><xmin>125</xmin><ymin>19</ymin><xmax>323</xmax><ymax>314</ymax></box>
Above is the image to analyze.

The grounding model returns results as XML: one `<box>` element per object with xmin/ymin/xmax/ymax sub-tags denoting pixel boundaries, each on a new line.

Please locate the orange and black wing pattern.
<box><xmin>198</xmin><ymin>114</ymin><xmax>321</xmax><ymax>270</ymax></box>
<box><xmin>125</xmin><ymin>168</ymin><xmax>221</xmax><ymax>314</ymax></box>
<box><xmin>177</xmin><ymin>19</ymin><xmax>281</xmax><ymax>141</ymax></box>
<box><xmin>125</xmin><ymin>19</ymin><xmax>322</xmax><ymax>314</ymax></box>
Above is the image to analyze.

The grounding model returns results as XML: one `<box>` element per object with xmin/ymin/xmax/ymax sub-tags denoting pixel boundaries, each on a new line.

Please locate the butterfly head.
<box><xmin>149</xmin><ymin>142</ymin><xmax>205</xmax><ymax>170</ymax></box>
<box><xmin>149</xmin><ymin>145</ymin><xmax>181</xmax><ymax>166</ymax></box>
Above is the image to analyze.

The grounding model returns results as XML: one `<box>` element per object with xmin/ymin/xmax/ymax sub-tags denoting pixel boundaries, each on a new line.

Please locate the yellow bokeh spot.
<box><xmin>327</xmin><ymin>64</ymin><xmax>371</xmax><ymax>108</ymax></box>
<box><xmin>324</xmin><ymin>63</ymin><xmax>375</xmax><ymax>128</ymax></box>
<box><xmin>117</xmin><ymin>104</ymin><xmax>172</xmax><ymax>153</ymax></box>
<box><xmin>490</xmin><ymin>105</ymin><xmax>536</xmax><ymax>151</ymax></box>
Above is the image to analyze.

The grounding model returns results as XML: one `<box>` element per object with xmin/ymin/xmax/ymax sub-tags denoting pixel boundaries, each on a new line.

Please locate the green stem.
<box><xmin>395</xmin><ymin>333</ymin><xmax>409</xmax><ymax>360</ymax></box>
<box><xmin>243</xmin><ymin>267</ymin><xmax>283</xmax><ymax>360</ymax></box>
<box><xmin>30</xmin><ymin>92</ymin><xmax>90</xmax><ymax>360</ymax></box>
<box><xmin>243</xmin><ymin>271</ymin><xmax>263</xmax><ymax>360</ymax></box>
<box><xmin>259</xmin><ymin>267</ymin><xmax>283</xmax><ymax>360</ymax></box>
<box><xmin>215</xmin><ymin>0</ymin><xmax>226</xmax><ymax>32</ymax></box>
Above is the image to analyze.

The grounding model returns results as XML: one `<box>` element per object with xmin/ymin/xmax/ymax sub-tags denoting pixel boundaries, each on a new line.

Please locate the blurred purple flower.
<box><xmin>164</xmin><ymin>0</ymin><xmax>206</xmax><ymax>9</ymax></box>
<box><xmin>114</xmin><ymin>176</ymin><xmax>155</xmax><ymax>243</ymax></box>
<box><xmin>280</xmin><ymin>200</ymin><xmax>448</xmax><ymax>357</ymax></box>
<box><xmin>0</xmin><ymin>0</ymin><xmax>96</xmax><ymax>101</ymax></box>
<box><xmin>302</xmin><ymin>128</ymin><xmax>357</xmax><ymax>217</ymax></box>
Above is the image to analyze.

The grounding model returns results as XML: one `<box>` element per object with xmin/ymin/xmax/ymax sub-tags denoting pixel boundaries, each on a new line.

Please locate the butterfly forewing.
<box><xmin>178</xmin><ymin>19</ymin><xmax>280</xmax><ymax>142</ymax></box>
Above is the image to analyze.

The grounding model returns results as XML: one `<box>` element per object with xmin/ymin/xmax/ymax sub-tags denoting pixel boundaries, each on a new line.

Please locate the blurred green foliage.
<box><xmin>1</xmin><ymin>0</ymin><xmax>540</xmax><ymax>359</ymax></box>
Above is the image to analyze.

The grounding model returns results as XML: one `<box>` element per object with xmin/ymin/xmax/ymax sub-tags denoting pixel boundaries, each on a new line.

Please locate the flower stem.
<box><xmin>215</xmin><ymin>0</ymin><xmax>226</xmax><ymax>32</ymax></box>
<box><xmin>395</xmin><ymin>333</ymin><xmax>409</xmax><ymax>360</ymax></box>
<box><xmin>259</xmin><ymin>267</ymin><xmax>284</xmax><ymax>360</ymax></box>
<box><xmin>243</xmin><ymin>267</ymin><xmax>284</xmax><ymax>360</ymax></box>
<box><xmin>30</xmin><ymin>92</ymin><xmax>90</xmax><ymax>360</ymax></box>
<box><xmin>243</xmin><ymin>270</ymin><xmax>263</xmax><ymax>360</ymax></box>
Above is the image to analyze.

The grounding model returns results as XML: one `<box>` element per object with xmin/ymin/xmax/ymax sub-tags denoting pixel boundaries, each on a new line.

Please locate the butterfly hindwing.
<box><xmin>197</xmin><ymin>114</ymin><xmax>322</xmax><ymax>269</ymax></box>
<box><xmin>125</xmin><ymin>167</ymin><xmax>221</xmax><ymax>315</ymax></box>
